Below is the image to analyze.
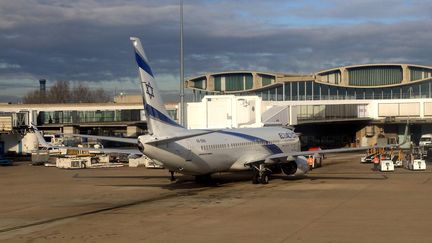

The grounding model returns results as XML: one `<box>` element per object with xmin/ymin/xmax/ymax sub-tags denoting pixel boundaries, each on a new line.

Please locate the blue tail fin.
<box><xmin>130</xmin><ymin>37</ymin><xmax>186</xmax><ymax>137</ymax></box>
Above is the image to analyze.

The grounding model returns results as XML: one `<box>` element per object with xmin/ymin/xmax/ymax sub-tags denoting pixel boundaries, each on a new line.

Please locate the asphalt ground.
<box><xmin>1</xmin><ymin>152</ymin><xmax>432</xmax><ymax>242</ymax></box>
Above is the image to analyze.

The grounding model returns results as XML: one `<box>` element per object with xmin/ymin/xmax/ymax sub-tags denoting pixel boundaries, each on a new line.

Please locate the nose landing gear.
<box><xmin>169</xmin><ymin>171</ymin><xmax>176</xmax><ymax>181</ymax></box>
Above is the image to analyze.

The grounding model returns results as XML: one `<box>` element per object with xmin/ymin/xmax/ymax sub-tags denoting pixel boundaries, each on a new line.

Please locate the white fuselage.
<box><xmin>139</xmin><ymin>126</ymin><xmax>300</xmax><ymax>175</ymax></box>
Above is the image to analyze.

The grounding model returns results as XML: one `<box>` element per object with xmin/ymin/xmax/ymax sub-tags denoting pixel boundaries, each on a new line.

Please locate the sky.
<box><xmin>1</xmin><ymin>0</ymin><xmax>432</xmax><ymax>103</ymax></box>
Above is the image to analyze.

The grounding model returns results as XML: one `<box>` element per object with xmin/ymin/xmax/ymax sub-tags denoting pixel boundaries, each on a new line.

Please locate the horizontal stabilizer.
<box><xmin>30</xmin><ymin>123</ymin><xmax>140</xmax><ymax>155</ymax></box>
<box><xmin>61</xmin><ymin>133</ymin><xmax>137</xmax><ymax>144</ymax></box>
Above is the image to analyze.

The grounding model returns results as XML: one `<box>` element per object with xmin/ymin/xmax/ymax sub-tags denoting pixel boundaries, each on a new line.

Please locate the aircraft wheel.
<box><xmin>252</xmin><ymin>172</ymin><xmax>259</xmax><ymax>184</ymax></box>
<box><xmin>260</xmin><ymin>173</ymin><xmax>269</xmax><ymax>184</ymax></box>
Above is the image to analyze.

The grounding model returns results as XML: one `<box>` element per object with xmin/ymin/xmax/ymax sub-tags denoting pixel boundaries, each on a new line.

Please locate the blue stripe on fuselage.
<box><xmin>217</xmin><ymin>130</ymin><xmax>283</xmax><ymax>154</ymax></box>
<box><xmin>145</xmin><ymin>103</ymin><xmax>183</xmax><ymax>127</ymax></box>
<box><xmin>135</xmin><ymin>52</ymin><xmax>154</xmax><ymax>77</ymax></box>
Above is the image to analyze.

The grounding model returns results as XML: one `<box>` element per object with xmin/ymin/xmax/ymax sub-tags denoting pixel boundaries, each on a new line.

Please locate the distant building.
<box><xmin>0</xmin><ymin>95</ymin><xmax>178</xmax><ymax>137</ymax></box>
<box><xmin>114</xmin><ymin>94</ymin><xmax>142</xmax><ymax>104</ymax></box>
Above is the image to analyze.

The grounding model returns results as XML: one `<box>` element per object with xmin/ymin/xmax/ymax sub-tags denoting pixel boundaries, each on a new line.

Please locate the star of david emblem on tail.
<box><xmin>145</xmin><ymin>82</ymin><xmax>154</xmax><ymax>99</ymax></box>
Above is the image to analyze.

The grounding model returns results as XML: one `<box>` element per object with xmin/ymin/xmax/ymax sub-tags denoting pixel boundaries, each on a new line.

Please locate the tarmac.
<box><xmin>1</xmin><ymin>152</ymin><xmax>432</xmax><ymax>242</ymax></box>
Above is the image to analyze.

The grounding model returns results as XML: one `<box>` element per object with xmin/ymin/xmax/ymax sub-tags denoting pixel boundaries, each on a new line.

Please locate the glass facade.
<box><xmin>245</xmin><ymin>75</ymin><xmax>253</xmax><ymax>90</ymax></box>
<box><xmin>261</xmin><ymin>75</ymin><xmax>274</xmax><ymax>86</ymax></box>
<box><xmin>297</xmin><ymin>104</ymin><xmax>366</xmax><ymax>121</ymax></box>
<box><xmin>192</xmin><ymin>78</ymin><xmax>206</xmax><ymax>89</ymax></box>
<box><xmin>253</xmin><ymin>79</ymin><xmax>432</xmax><ymax>101</ymax></box>
<box><xmin>210</xmin><ymin>73</ymin><xmax>254</xmax><ymax>92</ymax></box>
<box><xmin>38</xmin><ymin>109</ymin><xmax>142</xmax><ymax>125</ymax></box>
<box><xmin>410</xmin><ymin>67</ymin><xmax>432</xmax><ymax>81</ymax></box>
<box><xmin>214</xmin><ymin>76</ymin><xmax>222</xmax><ymax>91</ymax></box>
<box><xmin>276</xmin><ymin>86</ymin><xmax>283</xmax><ymax>101</ymax></box>
<box><xmin>188</xmin><ymin>66</ymin><xmax>432</xmax><ymax>101</ymax></box>
<box><xmin>225</xmin><ymin>74</ymin><xmax>245</xmax><ymax>91</ymax></box>
<box><xmin>167</xmin><ymin>109</ymin><xmax>178</xmax><ymax>121</ymax></box>
<box><xmin>320</xmin><ymin>71</ymin><xmax>341</xmax><ymax>84</ymax></box>
<box><xmin>194</xmin><ymin>90</ymin><xmax>219</xmax><ymax>101</ymax></box>
<box><xmin>348</xmin><ymin>66</ymin><xmax>402</xmax><ymax>86</ymax></box>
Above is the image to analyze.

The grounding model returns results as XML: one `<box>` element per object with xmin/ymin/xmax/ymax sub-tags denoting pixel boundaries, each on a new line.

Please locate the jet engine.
<box><xmin>281</xmin><ymin>156</ymin><xmax>310</xmax><ymax>176</ymax></box>
<box><xmin>137</xmin><ymin>141</ymin><xmax>145</xmax><ymax>154</ymax></box>
<box><xmin>280</xmin><ymin>161</ymin><xmax>297</xmax><ymax>175</ymax></box>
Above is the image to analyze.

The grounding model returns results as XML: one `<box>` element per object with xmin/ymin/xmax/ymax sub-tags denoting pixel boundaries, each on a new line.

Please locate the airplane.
<box><xmin>31</xmin><ymin>37</ymin><xmax>406</xmax><ymax>184</ymax></box>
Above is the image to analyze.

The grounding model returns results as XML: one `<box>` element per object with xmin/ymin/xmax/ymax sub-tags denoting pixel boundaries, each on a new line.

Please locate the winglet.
<box><xmin>398</xmin><ymin>119</ymin><xmax>410</xmax><ymax>146</ymax></box>
<box><xmin>30</xmin><ymin>123</ymin><xmax>50</xmax><ymax>148</ymax></box>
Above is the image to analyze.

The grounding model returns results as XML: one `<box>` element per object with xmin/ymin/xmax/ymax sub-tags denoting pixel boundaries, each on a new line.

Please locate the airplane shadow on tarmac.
<box><xmin>73</xmin><ymin>171</ymin><xmax>388</xmax><ymax>190</ymax></box>
<box><xmin>73</xmin><ymin>172</ymin><xmax>255</xmax><ymax>190</ymax></box>
<box><xmin>73</xmin><ymin>174</ymin><xmax>169</xmax><ymax>180</ymax></box>
<box><xmin>304</xmin><ymin>175</ymin><xmax>388</xmax><ymax>181</ymax></box>
<box><xmin>272</xmin><ymin>173</ymin><xmax>388</xmax><ymax>181</ymax></box>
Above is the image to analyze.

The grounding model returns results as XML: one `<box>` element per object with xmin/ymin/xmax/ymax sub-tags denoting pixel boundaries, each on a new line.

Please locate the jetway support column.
<box><xmin>356</xmin><ymin>125</ymin><xmax>383</xmax><ymax>147</ymax></box>
<box><xmin>63</xmin><ymin>125</ymin><xmax>79</xmax><ymax>135</ymax></box>
<box><xmin>127</xmin><ymin>125</ymin><xmax>143</xmax><ymax>137</ymax></box>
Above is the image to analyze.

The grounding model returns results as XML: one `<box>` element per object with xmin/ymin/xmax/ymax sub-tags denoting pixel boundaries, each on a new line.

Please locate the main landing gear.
<box><xmin>169</xmin><ymin>171</ymin><xmax>176</xmax><ymax>181</ymax></box>
<box><xmin>251</xmin><ymin>163</ymin><xmax>270</xmax><ymax>184</ymax></box>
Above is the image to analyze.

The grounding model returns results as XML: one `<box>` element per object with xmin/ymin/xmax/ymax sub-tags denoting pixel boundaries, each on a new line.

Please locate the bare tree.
<box><xmin>71</xmin><ymin>83</ymin><xmax>92</xmax><ymax>103</ymax></box>
<box><xmin>47</xmin><ymin>81</ymin><xmax>70</xmax><ymax>103</ymax></box>
<box><xmin>23</xmin><ymin>90</ymin><xmax>41</xmax><ymax>104</ymax></box>
<box><xmin>23</xmin><ymin>80</ymin><xmax>111</xmax><ymax>104</ymax></box>
<box><xmin>92</xmin><ymin>88</ymin><xmax>110</xmax><ymax>103</ymax></box>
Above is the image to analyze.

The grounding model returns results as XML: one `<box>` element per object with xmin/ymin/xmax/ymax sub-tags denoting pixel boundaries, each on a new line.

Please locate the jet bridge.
<box><xmin>186</xmin><ymin>95</ymin><xmax>299</xmax><ymax>129</ymax></box>
<box><xmin>187</xmin><ymin>95</ymin><xmax>262</xmax><ymax>129</ymax></box>
<box><xmin>0</xmin><ymin>111</ymin><xmax>30</xmax><ymax>133</ymax></box>
<box><xmin>261</xmin><ymin>105</ymin><xmax>297</xmax><ymax>127</ymax></box>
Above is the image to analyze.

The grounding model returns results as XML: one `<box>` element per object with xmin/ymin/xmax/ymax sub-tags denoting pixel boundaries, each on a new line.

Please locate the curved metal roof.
<box><xmin>186</xmin><ymin>64</ymin><xmax>432</xmax><ymax>92</ymax></box>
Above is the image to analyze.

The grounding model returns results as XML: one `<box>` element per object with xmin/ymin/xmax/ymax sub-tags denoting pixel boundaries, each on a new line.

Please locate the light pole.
<box><xmin>179</xmin><ymin>0</ymin><xmax>185</xmax><ymax>126</ymax></box>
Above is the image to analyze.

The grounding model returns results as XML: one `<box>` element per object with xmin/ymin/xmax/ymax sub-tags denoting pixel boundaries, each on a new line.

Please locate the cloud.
<box><xmin>0</xmin><ymin>62</ymin><xmax>21</xmax><ymax>69</ymax></box>
<box><xmin>0</xmin><ymin>0</ymin><xmax>431</xmax><ymax>103</ymax></box>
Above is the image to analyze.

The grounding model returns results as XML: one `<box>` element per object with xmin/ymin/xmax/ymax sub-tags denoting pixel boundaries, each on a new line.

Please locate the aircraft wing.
<box><xmin>289</xmin><ymin>146</ymin><xmax>373</xmax><ymax>157</ymax></box>
<box><xmin>264</xmin><ymin>144</ymin><xmax>400</xmax><ymax>164</ymax></box>
<box><xmin>239</xmin><ymin>145</ymin><xmax>386</xmax><ymax>166</ymax></box>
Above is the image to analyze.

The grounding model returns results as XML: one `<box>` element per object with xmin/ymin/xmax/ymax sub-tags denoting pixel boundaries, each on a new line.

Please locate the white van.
<box><xmin>419</xmin><ymin>134</ymin><xmax>432</xmax><ymax>147</ymax></box>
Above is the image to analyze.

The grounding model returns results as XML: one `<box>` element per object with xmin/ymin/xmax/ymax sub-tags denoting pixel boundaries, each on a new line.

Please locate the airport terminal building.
<box><xmin>186</xmin><ymin>64</ymin><xmax>432</xmax><ymax>101</ymax></box>
<box><xmin>186</xmin><ymin>64</ymin><xmax>432</xmax><ymax>148</ymax></box>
